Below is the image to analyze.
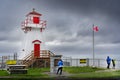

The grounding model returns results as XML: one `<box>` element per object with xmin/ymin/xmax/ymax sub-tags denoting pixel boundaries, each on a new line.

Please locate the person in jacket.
<box><xmin>106</xmin><ymin>56</ymin><xmax>111</xmax><ymax>69</ymax></box>
<box><xmin>56</xmin><ymin>59</ymin><xmax>63</xmax><ymax>75</ymax></box>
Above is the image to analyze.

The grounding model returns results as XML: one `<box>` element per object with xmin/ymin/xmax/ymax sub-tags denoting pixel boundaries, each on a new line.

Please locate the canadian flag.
<box><xmin>93</xmin><ymin>26</ymin><xmax>99</xmax><ymax>32</ymax></box>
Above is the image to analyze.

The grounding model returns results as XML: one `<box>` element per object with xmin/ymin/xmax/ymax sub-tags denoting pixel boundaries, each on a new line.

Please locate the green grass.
<box><xmin>27</xmin><ymin>68</ymin><xmax>49</xmax><ymax>77</ymax></box>
<box><xmin>0</xmin><ymin>70</ymin><xmax>9</xmax><ymax>76</ymax></box>
<box><xmin>63</xmin><ymin>66</ymin><xmax>105</xmax><ymax>73</ymax></box>
<box><xmin>0</xmin><ymin>68</ymin><xmax>50</xmax><ymax>79</ymax></box>
<box><xmin>63</xmin><ymin>66</ymin><xmax>120</xmax><ymax>78</ymax></box>
<box><xmin>71</xmin><ymin>70</ymin><xmax>120</xmax><ymax>78</ymax></box>
<box><xmin>27</xmin><ymin>68</ymin><xmax>50</xmax><ymax>75</ymax></box>
<box><xmin>1</xmin><ymin>67</ymin><xmax>120</xmax><ymax>79</ymax></box>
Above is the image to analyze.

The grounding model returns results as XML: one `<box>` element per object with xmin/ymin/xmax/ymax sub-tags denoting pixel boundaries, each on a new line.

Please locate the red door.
<box><xmin>34</xmin><ymin>44</ymin><xmax>40</xmax><ymax>58</ymax></box>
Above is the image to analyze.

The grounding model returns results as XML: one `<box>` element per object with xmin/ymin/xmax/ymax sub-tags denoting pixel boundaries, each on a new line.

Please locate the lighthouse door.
<box><xmin>34</xmin><ymin>44</ymin><xmax>40</xmax><ymax>58</ymax></box>
<box><xmin>32</xmin><ymin>40</ymin><xmax>41</xmax><ymax>58</ymax></box>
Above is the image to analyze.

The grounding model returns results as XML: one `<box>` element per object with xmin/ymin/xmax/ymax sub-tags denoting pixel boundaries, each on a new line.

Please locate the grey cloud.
<box><xmin>0</xmin><ymin>0</ymin><xmax>119</xmax><ymax>59</ymax></box>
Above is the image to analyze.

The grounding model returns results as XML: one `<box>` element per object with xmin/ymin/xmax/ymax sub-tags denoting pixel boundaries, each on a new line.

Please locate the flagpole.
<box><xmin>93</xmin><ymin>24</ymin><xmax>95</xmax><ymax>67</ymax></box>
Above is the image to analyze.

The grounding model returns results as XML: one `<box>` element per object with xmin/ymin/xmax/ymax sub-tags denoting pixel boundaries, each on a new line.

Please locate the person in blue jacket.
<box><xmin>106</xmin><ymin>56</ymin><xmax>111</xmax><ymax>69</ymax></box>
<box><xmin>56</xmin><ymin>59</ymin><xmax>63</xmax><ymax>75</ymax></box>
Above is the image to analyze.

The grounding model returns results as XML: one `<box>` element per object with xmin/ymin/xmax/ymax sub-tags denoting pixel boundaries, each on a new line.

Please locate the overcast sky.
<box><xmin>0</xmin><ymin>0</ymin><xmax>120</xmax><ymax>60</ymax></box>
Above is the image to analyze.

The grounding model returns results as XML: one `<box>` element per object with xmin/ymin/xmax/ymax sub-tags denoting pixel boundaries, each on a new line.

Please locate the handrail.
<box><xmin>22</xmin><ymin>50</ymin><xmax>55</xmax><ymax>67</ymax></box>
<box><xmin>22</xmin><ymin>51</ymin><xmax>34</xmax><ymax>60</ymax></box>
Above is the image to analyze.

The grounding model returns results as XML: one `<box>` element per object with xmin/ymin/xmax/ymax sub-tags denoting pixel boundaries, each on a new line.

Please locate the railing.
<box><xmin>22</xmin><ymin>52</ymin><xmax>34</xmax><ymax>60</ymax></box>
<box><xmin>22</xmin><ymin>52</ymin><xmax>35</xmax><ymax>67</ymax></box>
<box><xmin>22</xmin><ymin>50</ymin><xmax>55</xmax><ymax>67</ymax></box>
<box><xmin>40</xmin><ymin>50</ymin><xmax>55</xmax><ymax>58</ymax></box>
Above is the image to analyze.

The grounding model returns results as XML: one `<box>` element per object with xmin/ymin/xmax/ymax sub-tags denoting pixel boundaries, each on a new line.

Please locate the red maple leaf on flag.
<box><xmin>93</xmin><ymin>26</ymin><xmax>99</xmax><ymax>32</ymax></box>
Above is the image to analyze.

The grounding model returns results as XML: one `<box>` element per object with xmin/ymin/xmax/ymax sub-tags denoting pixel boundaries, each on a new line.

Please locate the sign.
<box><xmin>6</xmin><ymin>60</ymin><xmax>17</xmax><ymax>65</ymax></box>
<box><xmin>80</xmin><ymin>59</ymin><xmax>87</xmax><ymax>64</ymax></box>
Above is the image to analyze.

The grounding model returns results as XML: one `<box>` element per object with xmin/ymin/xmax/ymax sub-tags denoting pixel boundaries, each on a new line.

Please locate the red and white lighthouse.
<box><xmin>19</xmin><ymin>9</ymin><xmax>46</xmax><ymax>59</ymax></box>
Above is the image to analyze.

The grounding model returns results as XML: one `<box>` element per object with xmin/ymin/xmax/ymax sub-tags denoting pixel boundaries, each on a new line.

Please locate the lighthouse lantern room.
<box><xmin>20</xmin><ymin>9</ymin><xmax>46</xmax><ymax>59</ymax></box>
<box><xmin>21</xmin><ymin>8</ymin><xmax>46</xmax><ymax>33</ymax></box>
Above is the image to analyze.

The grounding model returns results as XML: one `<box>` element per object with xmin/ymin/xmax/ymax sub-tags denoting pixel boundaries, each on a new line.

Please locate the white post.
<box><xmin>50</xmin><ymin>55</ymin><xmax>62</xmax><ymax>73</ymax></box>
<box><xmin>50</xmin><ymin>56</ymin><xmax>54</xmax><ymax>73</ymax></box>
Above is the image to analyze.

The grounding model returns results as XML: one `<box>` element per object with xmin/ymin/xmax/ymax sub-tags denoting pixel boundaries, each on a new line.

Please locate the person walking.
<box><xmin>56</xmin><ymin>59</ymin><xmax>63</xmax><ymax>75</ymax></box>
<box><xmin>112</xmin><ymin>59</ymin><xmax>115</xmax><ymax>69</ymax></box>
<box><xmin>106</xmin><ymin>56</ymin><xmax>111</xmax><ymax>69</ymax></box>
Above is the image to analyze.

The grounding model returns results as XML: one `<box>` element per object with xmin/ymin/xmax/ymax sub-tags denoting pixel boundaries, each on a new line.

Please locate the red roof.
<box><xmin>32</xmin><ymin>40</ymin><xmax>42</xmax><ymax>43</ymax></box>
<box><xmin>26</xmin><ymin>9</ymin><xmax>42</xmax><ymax>16</ymax></box>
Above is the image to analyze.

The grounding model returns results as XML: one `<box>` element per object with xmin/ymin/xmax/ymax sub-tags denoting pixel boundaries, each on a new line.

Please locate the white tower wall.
<box><xmin>19</xmin><ymin>9</ymin><xmax>46</xmax><ymax>59</ymax></box>
<box><xmin>19</xmin><ymin>29</ymin><xmax>45</xmax><ymax>59</ymax></box>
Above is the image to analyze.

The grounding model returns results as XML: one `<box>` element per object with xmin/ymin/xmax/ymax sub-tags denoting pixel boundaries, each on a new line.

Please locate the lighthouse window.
<box><xmin>33</xmin><ymin>17</ymin><xmax>39</xmax><ymax>24</ymax></box>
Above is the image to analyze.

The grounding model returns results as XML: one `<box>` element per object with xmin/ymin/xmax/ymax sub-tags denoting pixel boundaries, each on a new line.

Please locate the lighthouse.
<box><xmin>19</xmin><ymin>9</ymin><xmax>46</xmax><ymax>59</ymax></box>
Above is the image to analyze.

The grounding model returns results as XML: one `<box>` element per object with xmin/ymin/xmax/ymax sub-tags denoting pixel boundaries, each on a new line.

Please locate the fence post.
<box><xmin>77</xmin><ymin>59</ymin><xmax>79</xmax><ymax>67</ymax></box>
<box><xmin>70</xmin><ymin>57</ymin><xmax>72</xmax><ymax>66</ymax></box>
<box><xmin>1</xmin><ymin>56</ymin><xmax>3</xmax><ymax>70</ymax></box>
<box><xmin>86</xmin><ymin>58</ymin><xmax>89</xmax><ymax>66</ymax></box>
<box><xmin>98</xmin><ymin>59</ymin><xmax>100</xmax><ymax>67</ymax></box>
